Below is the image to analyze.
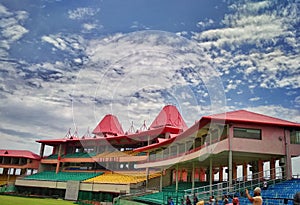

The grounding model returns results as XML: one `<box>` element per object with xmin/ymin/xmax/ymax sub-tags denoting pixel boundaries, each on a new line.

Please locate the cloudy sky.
<box><xmin>0</xmin><ymin>0</ymin><xmax>299</xmax><ymax>172</ymax></box>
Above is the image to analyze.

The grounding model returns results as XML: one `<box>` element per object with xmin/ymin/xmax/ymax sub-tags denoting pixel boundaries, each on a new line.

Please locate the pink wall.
<box><xmin>231</xmin><ymin>123</ymin><xmax>286</xmax><ymax>155</ymax></box>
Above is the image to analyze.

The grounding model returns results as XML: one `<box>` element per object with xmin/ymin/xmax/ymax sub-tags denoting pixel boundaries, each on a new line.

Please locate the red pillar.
<box><xmin>243</xmin><ymin>162</ymin><xmax>248</xmax><ymax>181</ymax></box>
<box><xmin>258</xmin><ymin>160</ymin><xmax>264</xmax><ymax>180</ymax></box>
<box><xmin>233</xmin><ymin>163</ymin><xmax>237</xmax><ymax>180</ymax></box>
<box><xmin>219</xmin><ymin>166</ymin><xmax>223</xmax><ymax>182</ymax></box>
<box><xmin>270</xmin><ymin>158</ymin><xmax>276</xmax><ymax>180</ymax></box>
<box><xmin>200</xmin><ymin>168</ymin><xmax>206</xmax><ymax>182</ymax></box>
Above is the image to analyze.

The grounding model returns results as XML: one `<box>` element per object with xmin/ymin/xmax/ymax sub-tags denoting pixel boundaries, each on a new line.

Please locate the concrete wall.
<box><xmin>16</xmin><ymin>179</ymin><xmax>130</xmax><ymax>194</ymax></box>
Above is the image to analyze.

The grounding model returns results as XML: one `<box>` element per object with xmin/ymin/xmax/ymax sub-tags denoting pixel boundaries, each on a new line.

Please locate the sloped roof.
<box><xmin>92</xmin><ymin>114</ymin><xmax>124</xmax><ymax>136</ymax></box>
<box><xmin>204</xmin><ymin>109</ymin><xmax>300</xmax><ymax>128</ymax></box>
<box><xmin>150</xmin><ymin>105</ymin><xmax>188</xmax><ymax>131</ymax></box>
<box><xmin>0</xmin><ymin>150</ymin><xmax>40</xmax><ymax>160</ymax></box>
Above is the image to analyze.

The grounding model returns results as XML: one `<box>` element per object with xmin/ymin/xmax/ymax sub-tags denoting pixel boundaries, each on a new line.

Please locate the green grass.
<box><xmin>0</xmin><ymin>195</ymin><xmax>76</xmax><ymax>205</ymax></box>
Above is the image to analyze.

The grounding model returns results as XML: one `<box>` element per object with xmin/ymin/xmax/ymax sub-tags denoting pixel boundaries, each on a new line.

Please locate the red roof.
<box><xmin>92</xmin><ymin>114</ymin><xmax>124</xmax><ymax>136</ymax></box>
<box><xmin>204</xmin><ymin>110</ymin><xmax>300</xmax><ymax>128</ymax></box>
<box><xmin>150</xmin><ymin>105</ymin><xmax>188</xmax><ymax>131</ymax></box>
<box><xmin>134</xmin><ymin>109</ymin><xmax>300</xmax><ymax>152</ymax></box>
<box><xmin>0</xmin><ymin>150</ymin><xmax>40</xmax><ymax>160</ymax></box>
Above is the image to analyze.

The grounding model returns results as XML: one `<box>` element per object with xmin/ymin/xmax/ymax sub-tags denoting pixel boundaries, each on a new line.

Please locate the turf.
<box><xmin>0</xmin><ymin>195</ymin><xmax>76</xmax><ymax>205</ymax></box>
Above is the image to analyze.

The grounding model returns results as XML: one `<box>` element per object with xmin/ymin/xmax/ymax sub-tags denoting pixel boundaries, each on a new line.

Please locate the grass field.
<box><xmin>0</xmin><ymin>195</ymin><xmax>76</xmax><ymax>205</ymax></box>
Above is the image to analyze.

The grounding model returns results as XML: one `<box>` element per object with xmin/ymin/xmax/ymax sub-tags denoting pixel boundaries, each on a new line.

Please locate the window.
<box><xmin>234</xmin><ymin>127</ymin><xmax>261</xmax><ymax>140</ymax></box>
<box><xmin>291</xmin><ymin>130</ymin><xmax>300</xmax><ymax>144</ymax></box>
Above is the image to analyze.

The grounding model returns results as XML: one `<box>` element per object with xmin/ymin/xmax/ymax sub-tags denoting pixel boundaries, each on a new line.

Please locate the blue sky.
<box><xmin>0</xmin><ymin>0</ymin><xmax>299</xmax><ymax>173</ymax></box>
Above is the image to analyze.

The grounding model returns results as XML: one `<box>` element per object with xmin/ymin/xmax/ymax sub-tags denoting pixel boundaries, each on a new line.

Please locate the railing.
<box><xmin>115</xmin><ymin>166</ymin><xmax>293</xmax><ymax>205</ymax></box>
<box><xmin>183</xmin><ymin>166</ymin><xmax>286</xmax><ymax>201</ymax></box>
<box><xmin>143</xmin><ymin>137</ymin><xmax>225</xmax><ymax>164</ymax></box>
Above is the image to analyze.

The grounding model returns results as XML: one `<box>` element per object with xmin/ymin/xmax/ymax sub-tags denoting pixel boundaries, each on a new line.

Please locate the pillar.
<box><xmin>175</xmin><ymin>164</ymin><xmax>179</xmax><ymax>192</ymax></box>
<box><xmin>56</xmin><ymin>144</ymin><xmax>62</xmax><ymax>174</ymax></box>
<box><xmin>21</xmin><ymin>169</ymin><xmax>26</xmax><ymax>176</ymax></box>
<box><xmin>209</xmin><ymin>157</ymin><xmax>213</xmax><ymax>194</ymax></box>
<box><xmin>201</xmin><ymin>168</ymin><xmax>206</xmax><ymax>182</ymax></box>
<box><xmin>159</xmin><ymin>169</ymin><xmax>163</xmax><ymax>192</ymax></box>
<box><xmin>228</xmin><ymin>124</ymin><xmax>233</xmax><ymax>188</ymax></box>
<box><xmin>258</xmin><ymin>160</ymin><xmax>264</xmax><ymax>180</ymax></box>
<box><xmin>243</xmin><ymin>162</ymin><xmax>248</xmax><ymax>181</ymax></box>
<box><xmin>219</xmin><ymin>166</ymin><xmax>223</xmax><ymax>182</ymax></box>
<box><xmin>39</xmin><ymin>143</ymin><xmax>45</xmax><ymax>158</ymax></box>
<box><xmin>270</xmin><ymin>158</ymin><xmax>276</xmax><ymax>180</ymax></box>
<box><xmin>233</xmin><ymin>163</ymin><xmax>237</xmax><ymax>180</ymax></box>
<box><xmin>284</xmin><ymin>129</ymin><xmax>292</xmax><ymax>180</ymax></box>
<box><xmin>145</xmin><ymin>167</ymin><xmax>149</xmax><ymax>190</ymax></box>
<box><xmin>192</xmin><ymin>162</ymin><xmax>195</xmax><ymax>190</ymax></box>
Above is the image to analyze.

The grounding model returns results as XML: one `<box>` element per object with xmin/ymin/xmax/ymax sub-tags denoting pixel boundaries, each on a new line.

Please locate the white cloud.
<box><xmin>0</xmin><ymin>4</ymin><xmax>29</xmax><ymax>50</ymax></box>
<box><xmin>2</xmin><ymin>24</ymin><xmax>28</xmax><ymax>41</ymax></box>
<box><xmin>68</xmin><ymin>7</ymin><xmax>100</xmax><ymax>20</ymax></box>
<box><xmin>0</xmin><ymin>4</ymin><xmax>11</xmax><ymax>16</ymax></box>
<box><xmin>249</xmin><ymin>97</ymin><xmax>260</xmax><ymax>101</ymax></box>
<box><xmin>82</xmin><ymin>23</ymin><xmax>97</xmax><ymax>31</ymax></box>
<box><xmin>41</xmin><ymin>34</ymin><xmax>86</xmax><ymax>54</ymax></box>
<box><xmin>70</xmin><ymin>31</ymin><xmax>227</xmax><ymax>129</ymax></box>
<box><xmin>246</xmin><ymin>105</ymin><xmax>300</xmax><ymax>123</ymax></box>
<box><xmin>192</xmin><ymin>0</ymin><xmax>299</xmax><ymax>91</ymax></box>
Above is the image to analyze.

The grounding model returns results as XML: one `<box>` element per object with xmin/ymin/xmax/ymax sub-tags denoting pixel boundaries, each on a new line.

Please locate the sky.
<box><xmin>0</xmin><ymin>0</ymin><xmax>299</xmax><ymax>173</ymax></box>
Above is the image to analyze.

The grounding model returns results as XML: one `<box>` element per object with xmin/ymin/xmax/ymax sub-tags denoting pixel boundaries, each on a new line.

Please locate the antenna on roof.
<box><xmin>127</xmin><ymin>121</ymin><xmax>135</xmax><ymax>134</ymax></box>
<box><xmin>140</xmin><ymin>120</ymin><xmax>148</xmax><ymax>131</ymax></box>
<box><xmin>65</xmin><ymin>128</ymin><xmax>72</xmax><ymax>139</ymax></box>
<box><xmin>82</xmin><ymin>127</ymin><xmax>91</xmax><ymax>139</ymax></box>
<box><xmin>72</xmin><ymin>127</ymin><xmax>79</xmax><ymax>138</ymax></box>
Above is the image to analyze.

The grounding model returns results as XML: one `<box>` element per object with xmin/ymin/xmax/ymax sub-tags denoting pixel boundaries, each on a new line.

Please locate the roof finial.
<box><xmin>127</xmin><ymin>121</ymin><xmax>135</xmax><ymax>133</ymax></box>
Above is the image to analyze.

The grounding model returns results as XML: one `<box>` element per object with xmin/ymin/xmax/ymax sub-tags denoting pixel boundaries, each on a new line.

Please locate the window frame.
<box><xmin>233</xmin><ymin>127</ymin><xmax>262</xmax><ymax>140</ymax></box>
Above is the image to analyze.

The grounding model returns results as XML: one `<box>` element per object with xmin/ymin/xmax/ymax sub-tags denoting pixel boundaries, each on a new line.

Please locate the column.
<box><xmin>258</xmin><ymin>160</ymin><xmax>264</xmax><ymax>180</ymax></box>
<box><xmin>233</xmin><ymin>163</ymin><xmax>237</xmax><ymax>180</ymax></box>
<box><xmin>192</xmin><ymin>162</ymin><xmax>195</xmax><ymax>190</ymax></box>
<box><xmin>284</xmin><ymin>129</ymin><xmax>292</xmax><ymax>180</ymax></box>
<box><xmin>270</xmin><ymin>158</ymin><xmax>276</xmax><ymax>180</ymax></box>
<box><xmin>160</xmin><ymin>169</ymin><xmax>163</xmax><ymax>192</ymax></box>
<box><xmin>243</xmin><ymin>162</ymin><xmax>248</xmax><ymax>181</ymax></box>
<box><xmin>209</xmin><ymin>157</ymin><xmax>213</xmax><ymax>194</ymax></box>
<box><xmin>145</xmin><ymin>167</ymin><xmax>149</xmax><ymax>190</ymax></box>
<box><xmin>175</xmin><ymin>164</ymin><xmax>179</xmax><ymax>192</ymax></box>
<box><xmin>200</xmin><ymin>168</ymin><xmax>206</xmax><ymax>182</ymax></box>
<box><xmin>228</xmin><ymin>124</ymin><xmax>233</xmax><ymax>188</ymax></box>
<box><xmin>39</xmin><ymin>143</ymin><xmax>45</xmax><ymax>158</ymax></box>
<box><xmin>56</xmin><ymin>144</ymin><xmax>62</xmax><ymax>174</ymax></box>
<box><xmin>219</xmin><ymin>166</ymin><xmax>223</xmax><ymax>182</ymax></box>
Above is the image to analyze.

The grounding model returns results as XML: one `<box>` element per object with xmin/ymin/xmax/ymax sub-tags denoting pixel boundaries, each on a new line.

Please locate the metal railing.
<box><xmin>184</xmin><ymin>166</ymin><xmax>286</xmax><ymax>201</ymax></box>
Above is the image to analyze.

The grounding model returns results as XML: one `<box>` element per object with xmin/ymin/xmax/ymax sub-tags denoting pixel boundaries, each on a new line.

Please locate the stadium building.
<box><xmin>12</xmin><ymin>105</ymin><xmax>300</xmax><ymax>204</ymax></box>
<box><xmin>0</xmin><ymin>150</ymin><xmax>40</xmax><ymax>192</ymax></box>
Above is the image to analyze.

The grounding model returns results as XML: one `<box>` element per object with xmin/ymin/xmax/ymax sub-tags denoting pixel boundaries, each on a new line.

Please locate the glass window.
<box><xmin>291</xmin><ymin>130</ymin><xmax>300</xmax><ymax>144</ymax></box>
<box><xmin>234</xmin><ymin>127</ymin><xmax>261</xmax><ymax>140</ymax></box>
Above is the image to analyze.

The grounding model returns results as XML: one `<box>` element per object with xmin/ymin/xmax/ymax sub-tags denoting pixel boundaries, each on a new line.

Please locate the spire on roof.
<box><xmin>92</xmin><ymin>114</ymin><xmax>124</xmax><ymax>136</ymax></box>
<box><xmin>150</xmin><ymin>105</ymin><xmax>188</xmax><ymax>131</ymax></box>
<box><xmin>139</xmin><ymin>120</ymin><xmax>148</xmax><ymax>131</ymax></box>
<box><xmin>127</xmin><ymin>121</ymin><xmax>135</xmax><ymax>134</ymax></box>
<box><xmin>82</xmin><ymin>127</ymin><xmax>91</xmax><ymax>139</ymax></box>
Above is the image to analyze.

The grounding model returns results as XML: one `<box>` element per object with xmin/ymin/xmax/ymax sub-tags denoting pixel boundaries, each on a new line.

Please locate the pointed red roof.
<box><xmin>92</xmin><ymin>114</ymin><xmax>124</xmax><ymax>136</ymax></box>
<box><xmin>0</xmin><ymin>150</ymin><xmax>40</xmax><ymax>160</ymax></box>
<box><xmin>150</xmin><ymin>105</ymin><xmax>188</xmax><ymax>131</ymax></box>
<box><xmin>204</xmin><ymin>110</ymin><xmax>300</xmax><ymax>128</ymax></box>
